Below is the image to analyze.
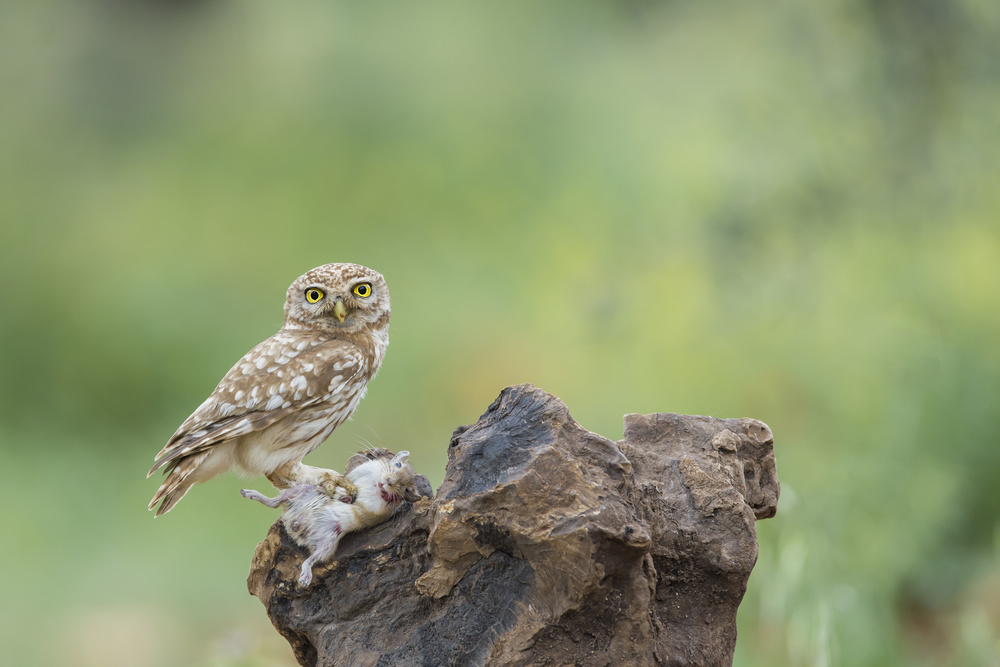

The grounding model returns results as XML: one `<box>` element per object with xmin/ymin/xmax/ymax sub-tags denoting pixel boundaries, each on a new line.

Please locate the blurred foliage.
<box><xmin>1</xmin><ymin>0</ymin><xmax>999</xmax><ymax>665</ymax></box>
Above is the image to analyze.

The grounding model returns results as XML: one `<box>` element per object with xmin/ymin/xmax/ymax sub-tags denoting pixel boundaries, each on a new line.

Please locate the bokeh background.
<box><xmin>2</xmin><ymin>1</ymin><xmax>999</xmax><ymax>665</ymax></box>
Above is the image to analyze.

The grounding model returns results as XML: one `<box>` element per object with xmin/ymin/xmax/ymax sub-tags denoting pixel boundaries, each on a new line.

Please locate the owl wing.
<box><xmin>148</xmin><ymin>332</ymin><xmax>366</xmax><ymax>476</ymax></box>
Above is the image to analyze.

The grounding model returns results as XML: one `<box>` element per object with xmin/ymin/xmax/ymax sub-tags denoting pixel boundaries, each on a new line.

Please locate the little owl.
<box><xmin>148</xmin><ymin>263</ymin><xmax>390</xmax><ymax>516</ymax></box>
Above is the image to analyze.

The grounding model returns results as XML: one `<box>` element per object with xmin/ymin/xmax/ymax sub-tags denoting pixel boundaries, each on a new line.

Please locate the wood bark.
<box><xmin>248</xmin><ymin>383</ymin><xmax>779</xmax><ymax>667</ymax></box>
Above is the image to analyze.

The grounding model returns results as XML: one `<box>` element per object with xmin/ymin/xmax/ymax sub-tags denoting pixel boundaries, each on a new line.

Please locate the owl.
<box><xmin>147</xmin><ymin>263</ymin><xmax>390</xmax><ymax>516</ymax></box>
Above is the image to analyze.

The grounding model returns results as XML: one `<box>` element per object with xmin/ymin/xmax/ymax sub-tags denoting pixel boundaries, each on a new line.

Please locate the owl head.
<box><xmin>283</xmin><ymin>263</ymin><xmax>390</xmax><ymax>335</ymax></box>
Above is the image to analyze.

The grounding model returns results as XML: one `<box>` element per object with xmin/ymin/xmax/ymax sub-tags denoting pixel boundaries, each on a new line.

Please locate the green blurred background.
<box><xmin>2</xmin><ymin>1</ymin><xmax>999</xmax><ymax>665</ymax></box>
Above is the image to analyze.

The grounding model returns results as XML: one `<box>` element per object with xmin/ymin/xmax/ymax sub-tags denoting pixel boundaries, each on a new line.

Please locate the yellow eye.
<box><xmin>305</xmin><ymin>288</ymin><xmax>325</xmax><ymax>303</ymax></box>
<box><xmin>353</xmin><ymin>283</ymin><xmax>372</xmax><ymax>298</ymax></box>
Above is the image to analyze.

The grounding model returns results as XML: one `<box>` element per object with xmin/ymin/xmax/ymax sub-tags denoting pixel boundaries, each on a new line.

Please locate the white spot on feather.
<box><xmin>291</xmin><ymin>376</ymin><xmax>307</xmax><ymax>390</ymax></box>
<box><xmin>255</xmin><ymin>356</ymin><xmax>268</xmax><ymax>369</ymax></box>
<box><xmin>265</xmin><ymin>395</ymin><xmax>285</xmax><ymax>411</ymax></box>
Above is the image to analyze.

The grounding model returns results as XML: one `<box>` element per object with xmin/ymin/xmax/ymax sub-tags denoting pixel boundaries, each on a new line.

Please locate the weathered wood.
<box><xmin>248</xmin><ymin>383</ymin><xmax>779</xmax><ymax>667</ymax></box>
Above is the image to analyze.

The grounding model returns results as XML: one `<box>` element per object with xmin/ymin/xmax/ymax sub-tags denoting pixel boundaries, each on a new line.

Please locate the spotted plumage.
<box><xmin>148</xmin><ymin>263</ymin><xmax>390</xmax><ymax>516</ymax></box>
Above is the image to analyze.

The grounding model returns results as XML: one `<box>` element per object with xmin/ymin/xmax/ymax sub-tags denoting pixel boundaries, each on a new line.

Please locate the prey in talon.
<box><xmin>241</xmin><ymin>449</ymin><xmax>419</xmax><ymax>587</ymax></box>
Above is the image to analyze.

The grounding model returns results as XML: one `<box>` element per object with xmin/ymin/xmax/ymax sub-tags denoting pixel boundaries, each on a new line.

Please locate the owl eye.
<box><xmin>395</xmin><ymin>461</ymin><xmax>402</xmax><ymax>468</ymax></box>
<box><xmin>353</xmin><ymin>283</ymin><xmax>373</xmax><ymax>298</ymax></box>
<box><xmin>305</xmin><ymin>288</ymin><xmax>325</xmax><ymax>303</ymax></box>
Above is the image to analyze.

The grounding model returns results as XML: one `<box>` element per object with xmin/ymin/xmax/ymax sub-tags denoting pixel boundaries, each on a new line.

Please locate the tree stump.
<box><xmin>248</xmin><ymin>383</ymin><xmax>779</xmax><ymax>667</ymax></box>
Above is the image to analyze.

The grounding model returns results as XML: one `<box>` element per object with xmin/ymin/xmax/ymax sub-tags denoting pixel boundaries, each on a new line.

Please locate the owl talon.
<box><xmin>321</xmin><ymin>474</ymin><xmax>358</xmax><ymax>503</ymax></box>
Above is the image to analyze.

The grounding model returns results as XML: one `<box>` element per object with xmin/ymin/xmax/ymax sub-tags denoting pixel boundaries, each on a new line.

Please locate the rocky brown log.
<box><xmin>248</xmin><ymin>383</ymin><xmax>779</xmax><ymax>667</ymax></box>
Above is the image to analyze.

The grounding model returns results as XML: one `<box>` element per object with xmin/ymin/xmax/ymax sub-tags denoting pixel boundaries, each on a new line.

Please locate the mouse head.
<box><xmin>381</xmin><ymin>450</ymin><xmax>419</xmax><ymax>502</ymax></box>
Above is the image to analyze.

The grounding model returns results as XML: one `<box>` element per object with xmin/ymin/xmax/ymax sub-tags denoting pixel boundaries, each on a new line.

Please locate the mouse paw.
<box><xmin>298</xmin><ymin>567</ymin><xmax>313</xmax><ymax>587</ymax></box>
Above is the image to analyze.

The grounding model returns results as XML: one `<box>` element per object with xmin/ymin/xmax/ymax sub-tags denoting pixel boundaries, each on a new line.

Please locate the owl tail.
<box><xmin>148</xmin><ymin>451</ymin><xmax>209</xmax><ymax>517</ymax></box>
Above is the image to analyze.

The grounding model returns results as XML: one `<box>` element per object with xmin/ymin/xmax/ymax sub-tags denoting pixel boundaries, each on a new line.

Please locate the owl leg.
<box><xmin>267</xmin><ymin>462</ymin><xmax>359</xmax><ymax>502</ymax></box>
<box><xmin>317</xmin><ymin>470</ymin><xmax>359</xmax><ymax>504</ymax></box>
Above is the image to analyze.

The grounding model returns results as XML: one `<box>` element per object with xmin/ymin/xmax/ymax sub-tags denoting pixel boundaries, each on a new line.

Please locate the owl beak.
<box><xmin>333</xmin><ymin>300</ymin><xmax>347</xmax><ymax>323</ymax></box>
